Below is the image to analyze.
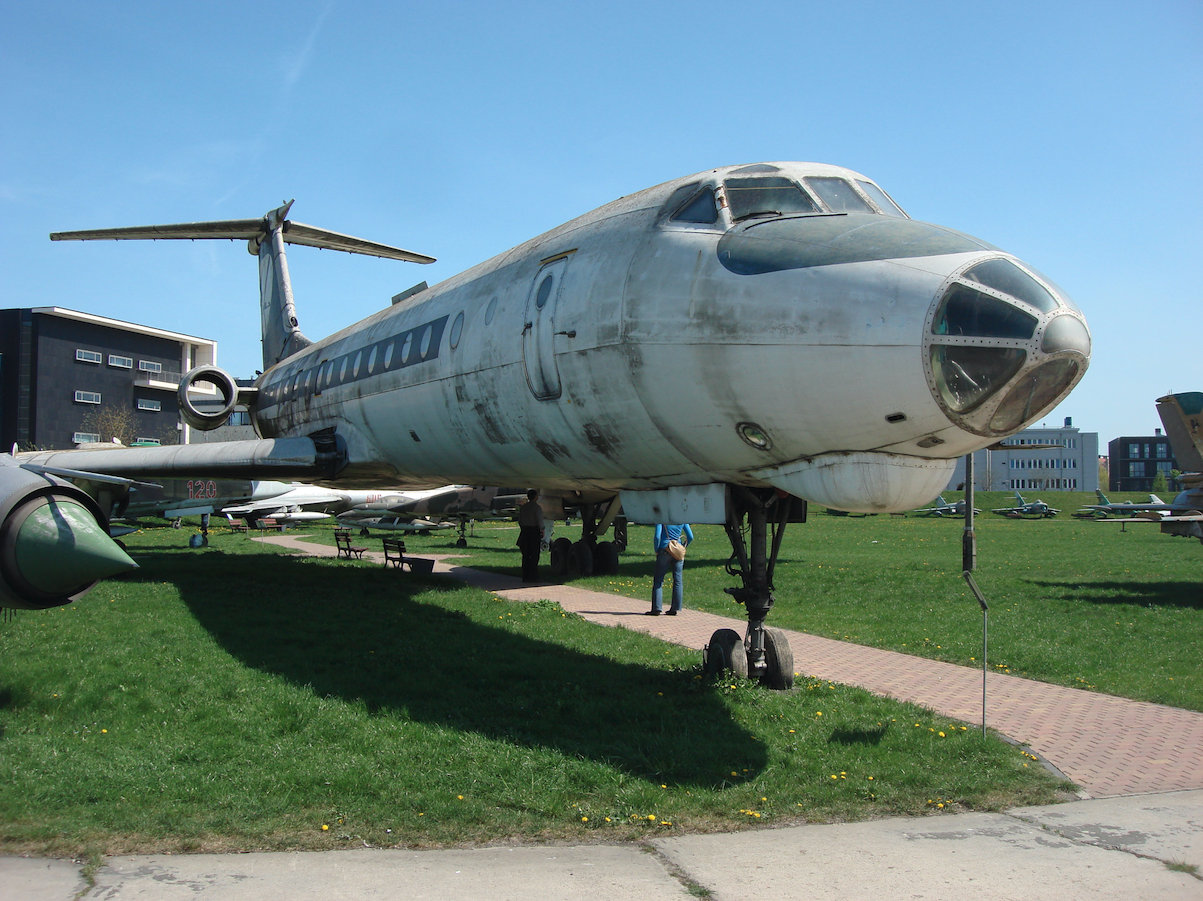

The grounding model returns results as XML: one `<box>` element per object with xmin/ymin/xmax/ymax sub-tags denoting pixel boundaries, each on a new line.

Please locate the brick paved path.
<box><xmin>262</xmin><ymin>534</ymin><xmax>1203</xmax><ymax>799</ymax></box>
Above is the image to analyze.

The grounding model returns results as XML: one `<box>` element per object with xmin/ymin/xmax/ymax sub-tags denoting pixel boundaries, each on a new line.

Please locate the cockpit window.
<box><xmin>805</xmin><ymin>177</ymin><xmax>873</xmax><ymax>213</ymax></box>
<box><xmin>671</xmin><ymin>187</ymin><xmax>719</xmax><ymax>224</ymax></box>
<box><xmin>963</xmin><ymin>259</ymin><xmax>1059</xmax><ymax>313</ymax></box>
<box><xmin>931</xmin><ymin>345</ymin><xmax>1027</xmax><ymax>413</ymax></box>
<box><xmin>856</xmin><ymin>180</ymin><xmax>906</xmax><ymax>217</ymax></box>
<box><xmin>932</xmin><ymin>284</ymin><xmax>1038</xmax><ymax>339</ymax></box>
<box><xmin>724</xmin><ymin>177</ymin><xmax>819</xmax><ymax>221</ymax></box>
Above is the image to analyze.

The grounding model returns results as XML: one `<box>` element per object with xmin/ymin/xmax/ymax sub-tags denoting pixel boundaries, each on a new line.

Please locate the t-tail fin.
<box><xmin>1096</xmin><ymin>490</ymin><xmax>1110</xmax><ymax>504</ymax></box>
<box><xmin>1157</xmin><ymin>392</ymin><xmax>1203</xmax><ymax>473</ymax></box>
<box><xmin>51</xmin><ymin>203</ymin><xmax>434</xmax><ymax>370</ymax></box>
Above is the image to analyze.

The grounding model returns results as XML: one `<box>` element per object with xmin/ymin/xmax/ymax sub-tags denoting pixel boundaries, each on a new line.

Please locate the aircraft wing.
<box><xmin>19</xmin><ymin>438</ymin><xmax>339</xmax><ymax>482</ymax></box>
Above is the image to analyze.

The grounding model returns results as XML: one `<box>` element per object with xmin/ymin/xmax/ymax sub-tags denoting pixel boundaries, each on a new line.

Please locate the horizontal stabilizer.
<box><xmin>51</xmin><ymin>210</ymin><xmax>435</xmax><ymax>264</ymax></box>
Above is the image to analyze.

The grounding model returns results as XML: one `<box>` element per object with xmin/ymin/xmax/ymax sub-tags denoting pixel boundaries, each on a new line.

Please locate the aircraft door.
<box><xmin>522</xmin><ymin>256</ymin><xmax>570</xmax><ymax>400</ymax></box>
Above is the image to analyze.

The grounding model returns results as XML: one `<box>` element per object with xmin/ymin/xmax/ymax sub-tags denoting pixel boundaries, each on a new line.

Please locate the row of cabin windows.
<box><xmin>263</xmin><ymin>316</ymin><xmax>447</xmax><ymax>407</ymax></box>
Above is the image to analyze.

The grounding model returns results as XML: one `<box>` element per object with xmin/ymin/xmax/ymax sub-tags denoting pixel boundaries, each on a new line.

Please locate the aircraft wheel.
<box><xmin>704</xmin><ymin>628</ymin><xmax>748</xmax><ymax>678</ymax></box>
<box><xmin>549</xmin><ymin>537</ymin><xmax>573</xmax><ymax>578</ymax></box>
<box><xmin>572</xmin><ymin>541</ymin><xmax>594</xmax><ymax>577</ymax></box>
<box><xmin>456</xmin><ymin>537</ymin><xmax>468</xmax><ymax>548</ymax></box>
<box><xmin>593</xmin><ymin>541</ymin><xmax>620</xmax><ymax>575</ymax></box>
<box><xmin>360</xmin><ymin>527</ymin><xmax>370</xmax><ymax>537</ymax></box>
<box><xmin>759</xmin><ymin>627</ymin><xmax>795</xmax><ymax>690</ymax></box>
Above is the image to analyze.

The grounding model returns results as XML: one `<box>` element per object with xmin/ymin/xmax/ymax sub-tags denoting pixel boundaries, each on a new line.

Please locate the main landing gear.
<box><xmin>703</xmin><ymin>486</ymin><xmax>803</xmax><ymax>690</ymax></box>
<box><xmin>548</xmin><ymin>497</ymin><xmax>627</xmax><ymax>579</ymax></box>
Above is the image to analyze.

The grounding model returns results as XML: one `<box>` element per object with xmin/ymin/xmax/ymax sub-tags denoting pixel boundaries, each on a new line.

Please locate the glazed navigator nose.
<box><xmin>924</xmin><ymin>256</ymin><xmax>1090</xmax><ymax>437</ymax></box>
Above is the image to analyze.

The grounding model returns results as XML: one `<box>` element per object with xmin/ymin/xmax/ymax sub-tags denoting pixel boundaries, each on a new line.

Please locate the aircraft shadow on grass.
<box><xmin>130</xmin><ymin>550</ymin><xmax>767</xmax><ymax>786</ymax></box>
<box><xmin>1026</xmin><ymin>579</ymin><xmax>1202</xmax><ymax>610</ymax></box>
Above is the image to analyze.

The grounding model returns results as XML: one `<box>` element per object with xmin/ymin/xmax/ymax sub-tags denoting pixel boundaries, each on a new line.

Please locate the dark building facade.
<box><xmin>1</xmin><ymin>307</ymin><xmax>216</xmax><ymax>450</ymax></box>
<box><xmin>1107</xmin><ymin>432</ymin><xmax>1178</xmax><ymax>492</ymax></box>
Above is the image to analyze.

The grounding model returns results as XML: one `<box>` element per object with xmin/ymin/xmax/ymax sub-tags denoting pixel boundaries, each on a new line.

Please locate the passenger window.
<box><xmin>671</xmin><ymin>187</ymin><xmax>719</xmax><ymax>224</ymax></box>
<box><xmin>724</xmin><ymin>177</ymin><xmax>818</xmax><ymax>221</ymax></box>
<box><xmin>806</xmin><ymin>177</ymin><xmax>873</xmax><ymax>213</ymax></box>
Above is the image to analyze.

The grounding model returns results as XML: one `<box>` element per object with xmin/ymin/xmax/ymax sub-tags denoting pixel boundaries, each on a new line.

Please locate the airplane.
<box><xmin>222</xmin><ymin>483</ymin><xmax>416</xmax><ymax>526</ymax></box>
<box><xmin>342</xmin><ymin>513</ymin><xmax>455</xmax><ymax>535</ymax></box>
<box><xmin>915</xmin><ymin>495</ymin><xmax>980</xmax><ymax>517</ymax></box>
<box><xmin>1074</xmin><ymin>489</ymin><xmax>1194</xmax><ymax>519</ymax></box>
<box><xmin>991</xmin><ymin>491</ymin><xmax>1061</xmax><ymax>518</ymax></box>
<box><xmin>4</xmin><ymin>161</ymin><xmax>1093</xmax><ymax>688</ymax></box>
<box><xmin>1098</xmin><ymin>392</ymin><xmax>1203</xmax><ymax>545</ymax></box>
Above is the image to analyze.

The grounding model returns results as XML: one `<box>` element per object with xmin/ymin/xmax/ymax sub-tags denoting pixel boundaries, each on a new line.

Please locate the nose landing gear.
<box><xmin>705</xmin><ymin>486</ymin><xmax>802</xmax><ymax>690</ymax></box>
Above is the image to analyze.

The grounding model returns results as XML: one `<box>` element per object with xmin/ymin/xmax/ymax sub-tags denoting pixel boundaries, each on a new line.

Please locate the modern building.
<box><xmin>946</xmin><ymin>417</ymin><xmax>1099</xmax><ymax>492</ymax></box>
<box><xmin>0</xmin><ymin>307</ymin><xmax>217</xmax><ymax>451</ymax></box>
<box><xmin>1107</xmin><ymin>432</ymin><xmax>1178</xmax><ymax>492</ymax></box>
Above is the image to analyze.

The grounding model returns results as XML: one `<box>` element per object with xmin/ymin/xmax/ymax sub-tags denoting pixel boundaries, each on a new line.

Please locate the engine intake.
<box><xmin>178</xmin><ymin>366</ymin><xmax>256</xmax><ymax>431</ymax></box>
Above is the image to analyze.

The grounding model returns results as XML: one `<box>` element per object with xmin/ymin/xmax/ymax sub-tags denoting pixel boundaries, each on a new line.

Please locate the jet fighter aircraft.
<box><xmin>915</xmin><ymin>495</ymin><xmax>981</xmax><ymax>517</ymax></box>
<box><xmin>1075</xmin><ymin>490</ymin><xmax>1193</xmax><ymax>519</ymax></box>
<box><xmin>5</xmin><ymin>162</ymin><xmax>1092</xmax><ymax>687</ymax></box>
<box><xmin>991</xmin><ymin>492</ymin><xmax>1061</xmax><ymax>518</ymax></box>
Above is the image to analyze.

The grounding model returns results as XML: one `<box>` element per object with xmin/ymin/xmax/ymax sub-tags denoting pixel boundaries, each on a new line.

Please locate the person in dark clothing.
<box><xmin>517</xmin><ymin>489</ymin><xmax>544</xmax><ymax>582</ymax></box>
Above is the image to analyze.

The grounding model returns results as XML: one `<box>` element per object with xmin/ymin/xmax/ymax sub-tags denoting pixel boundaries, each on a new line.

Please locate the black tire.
<box><xmin>572</xmin><ymin>541</ymin><xmax>594</xmax><ymax>577</ymax></box>
<box><xmin>705</xmin><ymin>628</ymin><xmax>748</xmax><ymax>678</ymax></box>
<box><xmin>455</xmin><ymin>537</ymin><xmax>468</xmax><ymax>548</ymax></box>
<box><xmin>759</xmin><ymin>627</ymin><xmax>795</xmax><ymax>690</ymax></box>
<box><xmin>593</xmin><ymin>541</ymin><xmax>620</xmax><ymax>575</ymax></box>
<box><xmin>549</xmin><ymin>537</ymin><xmax>573</xmax><ymax>578</ymax></box>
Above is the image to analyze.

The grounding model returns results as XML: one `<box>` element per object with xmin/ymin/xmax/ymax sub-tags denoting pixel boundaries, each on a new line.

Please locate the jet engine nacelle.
<box><xmin>178</xmin><ymin>365</ymin><xmax>255</xmax><ymax>431</ymax></box>
<box><xmin>0</xmin><ymin>466</ymin><xmax>136</xmax><ymax>610</ymax></box>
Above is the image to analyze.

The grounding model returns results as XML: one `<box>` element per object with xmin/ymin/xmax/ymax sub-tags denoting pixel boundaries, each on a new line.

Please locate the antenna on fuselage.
<box><xmin>51</xmin><ymin>204</ymin><xmax>435</xmax><ymax>370</ymax></box>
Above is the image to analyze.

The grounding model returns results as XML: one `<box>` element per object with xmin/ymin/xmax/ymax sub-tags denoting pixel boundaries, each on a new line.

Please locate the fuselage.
<box><xmin>250</xmin><ymin>163</ymin><xmax>1090</xmax><ymax>513</ymax></box>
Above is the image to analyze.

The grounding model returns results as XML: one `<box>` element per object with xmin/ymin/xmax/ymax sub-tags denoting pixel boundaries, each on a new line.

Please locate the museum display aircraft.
<box><xmin>222</xmin><ymin>483</ymin><xmax>414</xmax><ymax>526</ymax></box>
<box><xmin>915</xmin><ymin>495</ymin><xmax>980</xmax><ymax>517</ymax></box>
<box><xmin>1099</xmin><ymin>392</ymin><xmax>1203</xmax><ymax>545</ymax></box>
<box><xmin>2</xmin><ymin>162</ymin><xmax>1092</xmax><ymax>688</ymax></box>
<box><xmin>990</xmin><ymin>491</ymin><xmax>1061</xmax><ymax>518</ymax></box>
<box><xmin>1075</xmin><ymin>490</ymin><xmax>1192</xmax><ymax>519</ymax></box>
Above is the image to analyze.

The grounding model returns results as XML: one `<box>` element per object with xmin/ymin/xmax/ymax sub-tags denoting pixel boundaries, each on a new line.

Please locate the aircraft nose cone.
<box><xmin>13</xmin><ymin>497</ymin><xmax>137</xmax><ymax>596</ymax></box>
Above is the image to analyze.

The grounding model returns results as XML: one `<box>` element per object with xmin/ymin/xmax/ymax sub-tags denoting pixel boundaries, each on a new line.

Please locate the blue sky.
<box><xmin>2</xmin><ymin>1</ymin><xmax>1199</xmax><ymax>446</ymax></box>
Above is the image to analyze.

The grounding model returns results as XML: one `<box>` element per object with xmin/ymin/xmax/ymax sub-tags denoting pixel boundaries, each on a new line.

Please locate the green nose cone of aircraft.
<box><xmin>14</xmin><ymin>498</ymin><xmax>137</xmax><ymax>595</ymax></box>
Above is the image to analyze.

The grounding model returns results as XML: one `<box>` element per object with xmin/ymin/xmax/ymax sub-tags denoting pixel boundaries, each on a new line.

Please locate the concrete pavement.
<box><xmin>4</xmin><ymin>792</ymin><xmax>1200</xmax><ymax>899</ymax></box>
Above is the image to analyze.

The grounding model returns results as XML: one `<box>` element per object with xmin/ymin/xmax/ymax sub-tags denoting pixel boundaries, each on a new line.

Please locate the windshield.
<box><xmin>724</xmin><ymin>177</ymin><xmax>819</xmax><ymax>220</ymax></box>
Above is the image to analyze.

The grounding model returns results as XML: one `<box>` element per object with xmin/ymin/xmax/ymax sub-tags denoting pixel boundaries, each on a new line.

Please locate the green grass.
<box><xmin>0</xmin><ymin>520</ymin><xmax>1071</xmax><ymax>855</ymax></box>
<box><xmin>367</xmin><ymin>491</ymin><xmax>1200</xmax><ymax>712</ymax></box>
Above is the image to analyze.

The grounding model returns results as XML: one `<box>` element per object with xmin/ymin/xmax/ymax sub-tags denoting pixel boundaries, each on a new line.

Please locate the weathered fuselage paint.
<box><xmin>250</xmin><ymin>163</ymin><xmax>1089</xmax><ymax>513</ymax></box>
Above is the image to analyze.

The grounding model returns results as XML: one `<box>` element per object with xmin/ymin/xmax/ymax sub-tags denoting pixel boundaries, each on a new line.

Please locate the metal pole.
<box><xmin>962</xmin><ymin>452</ymin><xmax>976</xmax><ymax>572</ymax></box>
<box><xmin>962</xmin><ymin>572</ymin><xmax>989</xmax><ymax>738</ymax></box>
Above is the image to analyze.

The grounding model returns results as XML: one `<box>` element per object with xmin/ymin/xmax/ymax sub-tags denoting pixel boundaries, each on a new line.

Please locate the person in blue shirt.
<box><xmin>647</xmin><ymin>523</ymin><xmax>694</xmax><ymax>615</ymax></box>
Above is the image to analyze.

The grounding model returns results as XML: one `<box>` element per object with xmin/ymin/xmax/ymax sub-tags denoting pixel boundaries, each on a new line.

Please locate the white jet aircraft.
<box><xmin>6</xmin><ymin>162</ymin><xmax>1093</xmax><ymax>687</ymax></box>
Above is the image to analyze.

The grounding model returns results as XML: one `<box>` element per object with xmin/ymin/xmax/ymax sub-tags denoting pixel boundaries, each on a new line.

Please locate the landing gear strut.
<box><xmin>705</xmin><ymin>486</ymin><xmax>802</xmax><ymax>690</ymax></box>
<box><xmin>548</xmin><ymin>497</ymin><xmax>625</xmax><ymax>579</ymax></box>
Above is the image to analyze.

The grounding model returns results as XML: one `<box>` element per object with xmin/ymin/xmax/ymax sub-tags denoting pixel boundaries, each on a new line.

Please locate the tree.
<box><xmin>1151</xmin><ymin>470</ymin><xmax>1168</xmax><ymax>493</ymax></box>
<box><xmin>78</xmin><ymin>404</ymin><xmax>138</xmax><ymax>446</ymax></box>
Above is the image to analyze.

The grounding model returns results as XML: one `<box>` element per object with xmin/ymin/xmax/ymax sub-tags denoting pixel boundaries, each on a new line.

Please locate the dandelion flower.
<box><xmin>322</xmin><ymin>824</ymin><xmax>329</xmax><ymax>831</ymax></box>
<box><xmin>457</xmin><ymin>795</ymin><xmax>464</xmax><ymax>800</ymax></box>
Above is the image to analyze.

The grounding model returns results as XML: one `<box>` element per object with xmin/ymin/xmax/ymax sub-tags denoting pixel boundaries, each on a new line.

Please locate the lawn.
<box><xmin>0</xmin><ymin>516</ymin><xmax>1076</xmax><ymax>855</ymax></box>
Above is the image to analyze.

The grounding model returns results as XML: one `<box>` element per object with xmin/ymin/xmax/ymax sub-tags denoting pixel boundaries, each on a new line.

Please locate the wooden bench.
<box><xmin>258</xmin><ymin>517</ymin><xmax>287</xmax><ymax>531</ymax></box>
<box><xmin>334</xmin><ymin>528</ymin><xmax>367</xmax><ymax>559</ymax></box>
<box><xmin>380</xmin><ymin>537</ymin><xmax>435</xmax><ymax>573</ymax></box>
<box><xmin>229</xmin><ymin>520</ymin><xmax>249</xmax><ymax>534</ymax></box>
<box><xmin>381</xmin><ymin>537</ymin><xmax>407</xmax><ymax>568</ymax></box>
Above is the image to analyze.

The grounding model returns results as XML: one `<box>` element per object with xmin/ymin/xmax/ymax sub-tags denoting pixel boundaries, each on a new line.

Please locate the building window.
<box><xmin>1157</xmin><ymin>444</ymin><xmax>1168</xmax><ymax>459</ymax></box>
<box><xmin>108</xmin><ymin>355</ymin><xmax>133</xmax><ymax>369</ymax></box>
<box><xmin>1129</xmin><ymin>462</ymin><xmax>1146</xmax><ymax>478</ymax></box>
<box><xmin>74</xmin><ymin>390</ymin><xmax>102</xmax><ymax>404</ymax></box>
<box><xmin>76</xmin><ymin>349</ymin><xmax>102</xmax><ymax>364</ymax></box>
<box><xmin>227</xmin><ymin>411</ymin><xmax>252</xmax><ymax>426</ymax></box>
<box><xmin>138</xmin><ymin>360</ymin><xmax>163</xmax><ymax>374</ymax></box>
<box><xmin>137</xmin><ymin>399</ymin><xmax>162</xmax><ymax>412</ymax></box>
<box><xmin>73</xmin><ymin>432</ymin><xmax>101</xmax><ymax>444</ymax></box>
<box><xmin>1128</xmin><ymin>443</ymin><xmax>1140</xmax><ymax>458</ymax></box>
